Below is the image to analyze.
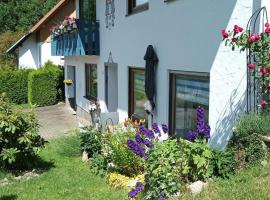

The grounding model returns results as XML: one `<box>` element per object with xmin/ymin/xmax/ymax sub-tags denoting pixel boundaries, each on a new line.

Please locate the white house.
<box><xmin>6</xmin><ymin>0</ymin><xmax>76</xmax><ymax>69</ymax></box>
<box><xmin>8</xmin><ymin>0</ymin><xmax>270</xmax><ymax>148</ymax></box>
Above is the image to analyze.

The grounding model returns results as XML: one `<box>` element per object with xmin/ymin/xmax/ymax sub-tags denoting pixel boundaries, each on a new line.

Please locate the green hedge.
<box><xmin>0</xmin><ymin>68</ymin><xmax>31</xmax><ymax>104</ymax></box>
<box><xmin>28</xmin><ymin>62</ymin><xmax>64</xmax><ymax>107</ymax></box>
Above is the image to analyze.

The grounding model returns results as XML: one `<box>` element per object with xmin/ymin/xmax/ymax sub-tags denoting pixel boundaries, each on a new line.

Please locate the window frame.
<box><xmin>169</xmin><ymin>71</ymin><xmax>210</xmax><ymax>137</ymax></box>
<box><xmin>128</xmin><ymin>67</ymin><xmax>146</xmax><ymax>119</ymax></box>
<box><xmin>127</xmin><ymin>0</ymin><xmax>149</xmax><ymax>16</ymax></box>
<box><xmin>85</xmin><ymin>63</ymin><xmax>98</xmax><ymax>101</ymax></box>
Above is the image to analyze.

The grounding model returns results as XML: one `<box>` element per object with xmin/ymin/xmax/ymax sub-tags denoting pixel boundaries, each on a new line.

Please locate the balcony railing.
<box><xmin>51</xmin><ymin>20</ymin><xmax>100</xmax><ymax>56</ymax></box>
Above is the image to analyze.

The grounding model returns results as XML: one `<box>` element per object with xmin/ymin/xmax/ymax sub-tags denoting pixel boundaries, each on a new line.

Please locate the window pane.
<box><xmin>135</xmin><ymin>0</ymin><xmax>148</xmax><ymax>6</ymax></box>
<box><xmin>80</xmin><ymin>0</ymin><xmax>96</xmax><ymax>21</ymax></box>
<box><xmin>85</xmin><ymin>64</ymin><xmax>97</xmax><ymax>99</ymax></box>
<box><xmin>133</xmin><ymin>70</ymin><xmax>147</xmax><ymax>119</ymax></box>
<box><xmin>90</xmin><ymin>65</ymin><xmax>98</xmax><ymax>97</ymax></box>
<box><xmin>173</xmin><ymin>75</ymin><xmax>209</xmax><ymax>138</ymax></box>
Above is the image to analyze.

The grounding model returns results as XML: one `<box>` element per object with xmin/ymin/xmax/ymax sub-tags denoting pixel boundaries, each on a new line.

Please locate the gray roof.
<box><xmin>6</xmin><ymin>32</ymin><xmax>32</xmax><ymax>54</ymax></box>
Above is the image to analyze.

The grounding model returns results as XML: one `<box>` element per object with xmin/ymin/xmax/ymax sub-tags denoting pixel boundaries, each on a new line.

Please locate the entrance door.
<box><xmin>105</xmin><ymin>63</ymin><xmax>118</xmax><ymax>112</ymax></box>
<box><xmin>67</xmin><ymin>66</ymin><xmax>76</xmax><ymax>111</ymax></box>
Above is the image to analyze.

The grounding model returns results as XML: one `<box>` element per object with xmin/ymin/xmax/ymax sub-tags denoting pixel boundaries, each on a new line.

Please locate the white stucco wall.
<box><xmin>18</xmin><ymin>34</ymin><xmax>38</xmax><ymax>69</ymax></box>
<box><xmin>40</xmin><ymin>42</ymin><xmax>62</xmax><ymax>66</ymax></box>
<box><xmin>94</xmin><ymin>0</ymin><xmax>264</xmax><ymax>148</ymax></box>
<box><xmin>64</xmin><ymin>56</ymin><xmax>99</xmax><ymax>113</ymax></box>
<box><xmin>64</xmin><ymin>0</ymin><xmax>270</xmax><ymax>148</ymax></box>
<box><xmin>18</xmin><ymin>34</ymin><xmax>62</xmax><ymax>69</ymax></box>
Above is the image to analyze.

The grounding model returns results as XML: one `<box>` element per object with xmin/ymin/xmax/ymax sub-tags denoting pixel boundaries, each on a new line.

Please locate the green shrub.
<box><xmin>80</xmin><ymin>127</ymin><xmax>102</xmax><ymax>157</ymax></box>
<box><xmin>0</xmin><ymin>68</ymin><xmax>31</xmax><ymax>104</ymax></box>
<box><xmin>89</xmin><ymin>153</ymin><xmax>108</xmax><ymax>177</ymax></box>
<box><xmin>0</xmin><ymin>94</ymin><xmax>45</xmax><ymax>169</ymax></box>
<box><xmin>28</xmin><ymin>61</ymin><xmax>64</xmax><ymax>107</ymax></box>
<box><xmin>234</xmin><ymin>114</ymin><xmax>270</xmax><ymax>136</ymax></box>
<box><xmin>145</xmin><ymin>139</ymin><xmax>184</xmax><ymax>200</ymax></box>
<box><xmin>228</xmin><ymin>114</ymin><xmax>269</xmax><ymax>167</ymax></box>
<box><xmin>211</xmin><ymin>149</ymin><xmax>237</xmax><ymax>179</ymax></box>
<box><xmin>105</xmin><ymin>125</ymin><xmax>145</xmax><ymax>177</ymax></box>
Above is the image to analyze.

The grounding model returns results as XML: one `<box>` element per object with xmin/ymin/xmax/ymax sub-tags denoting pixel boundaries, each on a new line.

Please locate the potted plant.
<box><xmin>63</xmin><ymin>79</ymin><xmax>73</xmax><ymax>86</ymax></box>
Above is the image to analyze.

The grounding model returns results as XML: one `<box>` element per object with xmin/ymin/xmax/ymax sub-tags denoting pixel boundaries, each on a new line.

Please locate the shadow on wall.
<box><xmin>209</xmin><ymin>0</ymin><xmax>262</xmax><ymax>149</ymax></box>
<box><xmin>210</xmin><ymin>74</ymin><xmax>247</xmax><ymax>149</ymax></box>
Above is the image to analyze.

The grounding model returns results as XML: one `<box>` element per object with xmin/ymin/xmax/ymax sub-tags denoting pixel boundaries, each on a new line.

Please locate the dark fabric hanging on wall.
<box><xmin>144</xmin><ymin>45</ymin><xmax>159</xmax><ymax>111</ymax></box>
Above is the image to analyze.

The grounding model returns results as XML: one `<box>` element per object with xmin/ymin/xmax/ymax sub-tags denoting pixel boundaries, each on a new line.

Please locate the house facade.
<box><xmin>8</xmin><ymin>0</ymin><xmax>270</xmax><ymax>148</ymax></box>
<box><xmin>7</xmin><ymin>0</ymin><xmax>76</xmax><ymax>68</ymax></box>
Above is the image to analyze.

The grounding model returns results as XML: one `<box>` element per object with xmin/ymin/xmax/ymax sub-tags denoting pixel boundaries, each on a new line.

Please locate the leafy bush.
<box><xmin>234</xmin><ymin>114</ymin><xmax>270</xmax><ymax>136</ymax></box>
<box><xmin>228</xmin><ymin>114</ymin><xmax>269</xmax><ymax>167</ymax></box>
<box><xmin>80</xmin><ymin>127</ymin><xmax>102</xmax><ymax>157</ymax></box>
<box><xmin>0</xmin><ymin>94</ymin><xmax>45</xmax><ymax>169</ymax></box>
<box><xmin>211</xmin><ymin>149</ymin><xmax>237</xmax><ymax>179</ymax></box>
<box><xmin>181</xmin><ymin>139</ymin><xmax>214</xmax><ymax>182</ymax></box>
<box><xmin>0</xmin><ymin>68</ymin><xmax>32</xmax><ymax>104</ymax></box>
<box><xmin>89</xmin><ymin>153</ymin><xmax>108</xmax><ymax>177</ymax></box>
<box><xmin>105</xmin><ymin>124</ymin><xmax>145</xmax><ymax>177</ymax></box>
<box><xmin>28</xmin><ymin>61</ymin><xmax>64</xmax><ymax>107</ymax></box>
<box><xmin>145</xmin><ymin>139</ymin><xmax>184</xmax><ymax>200</ymax></box>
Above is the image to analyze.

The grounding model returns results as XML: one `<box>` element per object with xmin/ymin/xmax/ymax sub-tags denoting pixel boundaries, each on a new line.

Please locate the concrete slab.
<box><xmin>35</xmin><ymin>103</ymin><xmax>90</xmax><ymax>140</ymax></box>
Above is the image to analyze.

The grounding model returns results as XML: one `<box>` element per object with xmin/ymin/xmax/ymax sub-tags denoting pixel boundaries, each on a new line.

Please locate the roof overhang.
<box><xmin>6</xmin><ymin>33</ymin><xmax>32</xmax><ymax>54</ymax></box>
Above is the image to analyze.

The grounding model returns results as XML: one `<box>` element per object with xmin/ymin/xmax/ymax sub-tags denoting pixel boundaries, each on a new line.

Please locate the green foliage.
<box><xmin>211</xmin><ymin>149</ymin><xmax>237</xmax><ymax>179</ymax></box>
<box><xmin>145</xmin><ymin>139</ymin><xmax>184</xmax><ymax>199</ymax></box>
<box><xmin>228</xmin><ymin>114</ymin><xmax>269</xmax><ymax>167</ymax></box>
<box><xmin>90</xmin><ymin>153</ymin><xmax>108</xmax><ymax>177</ymax></box>
<box><xmin>104</xmin><ymin>126</ymin><xmax>145</xmax><ymax>177</ymax></box>
<box><xmin>0</xmin><ymin>32</ymin><xmax>23</xmax><ymax>67</ymax></box>
<box><xmin>0</xmin><ymin>94</ymin><xmax>45</xmax><ymax>169</ymax></box>
<box><xmin>0</xmin><ymin>0</ymin><xmax>59</xmax><ymax>34</ymax></box>
<box><xmin>80</xmin><ymin>127</ymin><xmax>102</xmax><ymax>157</ymax></box>
<box><xmin>234</xmin><ymin>114</ymin><xmax>270</xmax><ymax>136</ymax></box>
<box><xmin>0</xmin><ymin>68</ymin><xmax>32</xmax><ymax>104</ymax></box>
<box><xmin>28</xmin><ymin>61</ymin><xmax>64</xmax><ymax>107</ymax></box>
<box><xmin>181</xmin><ymin>139</ymin><xmax>214</xmax><ymax>182</ymax></box>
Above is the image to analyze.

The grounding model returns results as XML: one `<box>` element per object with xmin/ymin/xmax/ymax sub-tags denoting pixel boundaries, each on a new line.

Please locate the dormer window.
<box><xmin>127</xmin><ymin>0</ymin><xmax>149</xmax><ymax>15</ymax></box>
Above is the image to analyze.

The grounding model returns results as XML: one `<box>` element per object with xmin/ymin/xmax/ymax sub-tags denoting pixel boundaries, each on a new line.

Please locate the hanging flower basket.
<box><xmin>64</xmin><ymin>79</ymin><xmax>73</xmax><ymax>86</ymax></box>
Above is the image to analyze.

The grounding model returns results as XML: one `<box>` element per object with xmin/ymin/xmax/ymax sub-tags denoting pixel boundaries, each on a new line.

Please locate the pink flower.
<box><xmin>260</xmin><ymin>101</ymin><xmax>268</xmax><ymax>108</ymax></box>
<box><xmin>265</xmin><ymin>27</ymin><xmax>270</xmax><ymax>34</ymax></box>
<box><xmin>247</xmin><ymin>35</ymin><xmax>256</xmax><ymax>43</ymax></box>
<box><xmin>221</xmin><ymin>29</ymin><xmax>229</xmax><ymax>39</ymax></box>
<box><xmin>233</xmin><ymin>25</ymin><xmax>243</xmax><ymax>34</ymax></box>
<box><xmin>248</xmin><ymin>63</ymin><xmax>256</xmax><ymax>70</ymax></box>
<box><xmin>252</xmin><ymin>33</ymin><xmax>261</xmax><ymax>41</ymax></box>
<box><xmin>265</xmin><ymin>22</ymin><xmax>270</xmax><ymax>27</ymax></box>
<box><xmin>260</xmin><ymin>67</ymin><xmax>269</xmax><ymax>76</ymax></box>
<box><xmin>64</xmin><ymin>16</ymin><xmax>71</xmax><ymax>20</ymax></box>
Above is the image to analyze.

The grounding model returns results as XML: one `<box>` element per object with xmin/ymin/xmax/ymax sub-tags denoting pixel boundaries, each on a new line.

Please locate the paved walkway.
<box><xmin>36</xmin><ymin>104</ymin><xmax>90</xmax><ymax>140</ymax></box>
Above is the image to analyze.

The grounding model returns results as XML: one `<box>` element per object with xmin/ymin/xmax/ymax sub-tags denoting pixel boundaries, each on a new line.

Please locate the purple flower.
<box><xmin>128</xmin><ymin>189</ymin><xmax>138</xmax><ymax>198</ymax></box>
<box><xmin>135</xmin><ymin>183</ymin><xmax>144</xmax><ymax>191</ymax></box>
<box><xmin>144</xmin><ymin>139</ymin><xmax>154</xmax><ymax>148</ymax></box>
<box><xmin>156</xmin><ymin>195</ymin><xmax>166</xmax><ymax>200</ymax></box>
<box><xmin>196</xmin><ymin>107</ymin><xmax>205</xmax><ymax>133</ymax></box>
<box><xmin>203</xmin><ymin>124</ymin><xmax>211</xmax><ymax>139</ymax></box>
<box><xmin>138</xmin><ymin>126</ymin><xmax>155</xmax><ymax>140</ymax></box>
<box><xmin>135</xmin><ymin>134</ymin><xmax>144</xmax><ymax>144</ymax></box>
<box><xmin>161</xmin><ymin>124</ymin><xmax>169</xmax><ymax>134</ymax></box>
<box><xmin>186</xmin><ymin>130</ymin><xmax>198</xmax><ymax>141</ymax></box>
<box><xmin>152</xmin><ymin>123</ymin><xmax>160</xmax><ymax>133</ymax></box>
<box><xmin>127</xmin><ymin>139</ymin><xmax>146</xmax><ymax>158</ymax></box>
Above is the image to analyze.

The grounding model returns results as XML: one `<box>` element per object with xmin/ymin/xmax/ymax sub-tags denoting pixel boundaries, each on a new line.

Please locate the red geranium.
<box><xmin>260</xmin><ymin>101</ymin><xmax>268</xmax><ymax>108</ymax></box>
<box><xmin>233</xmin><ymin>25</ymin><xmax>243</xmax><ymax>34</ymax></box>
<box><xmin>248</xmin><ymin>63</ymin><xmax>256</xmax><ymax>70</ymax></box>
<box><xmin>260</xmin><ymin>67</ymin><xmax>269</xmax><ymax>75</ymax></box>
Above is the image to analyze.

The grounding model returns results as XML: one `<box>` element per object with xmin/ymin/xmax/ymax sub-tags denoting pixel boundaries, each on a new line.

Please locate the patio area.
<box><xmin>36</xmin><ymin>103</ymin><xmax>90</xmax><ymax>139</ymax></box>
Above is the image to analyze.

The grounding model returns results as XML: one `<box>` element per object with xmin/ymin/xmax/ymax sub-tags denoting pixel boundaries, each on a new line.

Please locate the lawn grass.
<box><xmin>181</xmin><ymin>162</ymin><xmax>270</xmax><ymax>200</ymax></box>
<box><xmin>0</xmin><ymin>136</ymin><xmax>128</xmax><ymax>200</ymax></box>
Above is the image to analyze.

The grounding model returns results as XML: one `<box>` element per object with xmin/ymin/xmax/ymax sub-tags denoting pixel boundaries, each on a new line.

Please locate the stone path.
<box><xmin>36</xmin><ymin>103</ymin><xmax>90</xmax><ymax>140</ymax></box>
